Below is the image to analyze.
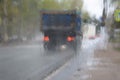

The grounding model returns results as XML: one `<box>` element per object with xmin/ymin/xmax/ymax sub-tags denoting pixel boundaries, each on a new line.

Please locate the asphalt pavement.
<box><xmin>44</xmin><ymin>38</ymin><xmax>100</xmax><ymax>80</ymax></box>
<box><xmin>0</xmin><ymin>41</ymin><xmax>75</xmax><ymax>80</ymax></box>
<box><xmin>0</xmin><ymin>27</ymin><xmax>108</xmax><ymax>80</ymax></box>
<box><xmin>44</xmin><ymin>27</ymin><xmax>120</xmax><ymax>80</ymax></box>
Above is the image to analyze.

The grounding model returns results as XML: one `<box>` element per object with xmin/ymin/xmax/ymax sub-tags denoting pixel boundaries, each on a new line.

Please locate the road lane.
<box><xmin>0</xmin><ymin>43</ymin><xmax>75</xmax><ymax>80</ymax></box>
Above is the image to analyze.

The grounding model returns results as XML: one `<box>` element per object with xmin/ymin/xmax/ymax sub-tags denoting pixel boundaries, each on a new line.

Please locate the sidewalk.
<box><xmin>69</xmin><ymin>44</ymin><xmax>120</xmax><ymax>80</ymax></box>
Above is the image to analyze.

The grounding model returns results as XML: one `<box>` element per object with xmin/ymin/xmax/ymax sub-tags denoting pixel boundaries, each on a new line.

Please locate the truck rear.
<box><xmin>40</xmin><ymin>10</ymin><xmax>82</xmax><ymax>51</ymax></box>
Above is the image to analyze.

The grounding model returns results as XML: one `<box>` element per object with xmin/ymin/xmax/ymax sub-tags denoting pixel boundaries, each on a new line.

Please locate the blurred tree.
<box><xmin>39</xmin><ymin>0</ymin><xmax>83</xmax><ymax>10</ymax></box>
<box><xmin>105</xmin><ymin>0</ymin><xmax>120</xmax><ymax>42</ymax></box>
<box><xmin>110</xmin><ymin>0</ymin><xmax>120</xmax><ymax>29</ymax></box>
<box><xmin>2</xmin><ymin>0</ymin><xmax>9</xmax><ymax>42</ymax></box>
<box><xmin>82</xmin><ymin>11</ymin><xmax>91</xmax><ymax>23</ymax></box>
<box><xmin>0</xmin><ymin>0</ymin><xmax>83</xmax><ymax>42</ymax></box>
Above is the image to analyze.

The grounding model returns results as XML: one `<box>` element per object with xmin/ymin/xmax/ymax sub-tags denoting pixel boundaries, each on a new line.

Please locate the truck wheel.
<box><xmin>44</xmin><ymin>42</ymin><xmax>56</xmax><ymax>51</ymax></box>
<box><xmin>69</xmin><ymin>41</ymin><xmax>77</xmax><ymax>52</ymax></box>
<box><xmin>73</xmin><ymin>41</ymin><xmax>77</xmax><ymax>52</ymax></box>
<box><xmin>44</xmin><ymin>43</ymin><xmax>51</xmax><ymax>51</ymax></box>
<box><xmin>44</xmin><ymin>43</ymin><xmax>48</xmax><ymax>50</ymax></box>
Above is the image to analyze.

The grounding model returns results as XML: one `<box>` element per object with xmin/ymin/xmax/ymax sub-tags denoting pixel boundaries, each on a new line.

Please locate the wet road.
<box><xmin>44</xmin><ymin>27</ymin><xmax>117</xmax><ymax>80</ymax></box>
<box><xmin>0</xmin><ymin>42</ymin><xmax>75</xmax><ymax>80</ymax></box>
<box><xmin>44</xmin><ymin>38</ymin><xmax>100</xmax><ymax>80</ymax></box>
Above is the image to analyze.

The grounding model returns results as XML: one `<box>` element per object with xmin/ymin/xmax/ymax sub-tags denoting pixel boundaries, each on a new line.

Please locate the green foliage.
<box><xmin>0</xmin><ymin>0</ymin><xmax>83</xmax><ymax>41</ymax></box>
<box><xmin>39</xmin><ymin>0</ymin><xmax>83</xmax><ymax>10</ymax></box>
<box><xmin>39</xmin><ymin>0</ymin><xmax>60</xmax><ymax>10</ymax></box>
<box><xmin>82</xmin><ymin>11</ymin><xmax>91</xmax><ymax>23</ymax></box>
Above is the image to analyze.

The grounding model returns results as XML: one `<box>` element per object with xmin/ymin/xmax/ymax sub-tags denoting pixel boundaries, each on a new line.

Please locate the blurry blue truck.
<box><xmin>40</xmin><ymin>10</ymin><xmax>82</xmax><ymax>51</ymax></box>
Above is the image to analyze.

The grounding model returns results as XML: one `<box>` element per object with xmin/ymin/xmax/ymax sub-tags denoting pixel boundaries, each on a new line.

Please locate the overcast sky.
<box><xmin>83</xmin><ymin>0</ymin><xmax>104</xmax><ymax>18</ymax></box>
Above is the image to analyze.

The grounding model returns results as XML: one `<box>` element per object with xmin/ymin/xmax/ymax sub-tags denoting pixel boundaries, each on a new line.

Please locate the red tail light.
<box><xmin>67</xmin><ymin>36</ymin><xmax>75</xmax><ymax>42</ymax></box>
<box><xmin>43</xmin><ymin>36</ymin><xmax>49</xmax><ymax>42</ymax></box>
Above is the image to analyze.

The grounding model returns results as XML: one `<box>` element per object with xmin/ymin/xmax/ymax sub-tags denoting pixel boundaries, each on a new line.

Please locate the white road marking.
<box><xmin>44</xmin><ymin>59</ymin><xmax>71</xmax><ymax>80</ymax></box>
